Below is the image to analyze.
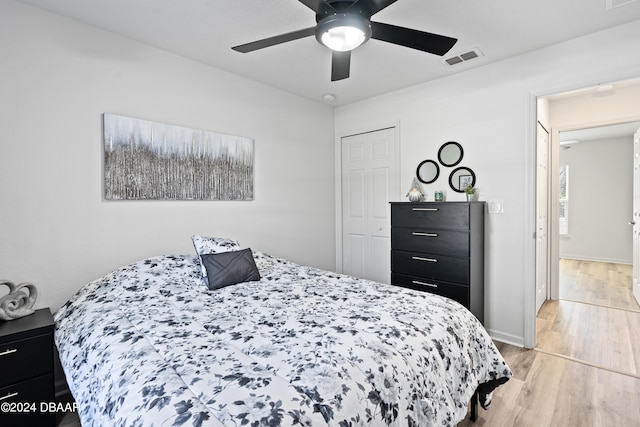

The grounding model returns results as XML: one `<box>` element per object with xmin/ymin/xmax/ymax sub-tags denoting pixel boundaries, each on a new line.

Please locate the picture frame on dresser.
<box><xmin>390</xmin><ymin>201</ymin><xmax>485</xmax><ymax>322</ymax></box>
<box><xmin>459</xmin><ymin>174</ymin><xmax>473</xmax><ymax>190</ymax></box>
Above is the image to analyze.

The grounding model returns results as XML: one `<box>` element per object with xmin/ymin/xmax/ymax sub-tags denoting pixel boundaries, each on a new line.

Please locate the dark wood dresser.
<box><xmin>390</xmin><ymin>202</ymin><xmax>485</xmax><ymax>322</ymax></box>
<box><xmin>0</xmin><ymin>308</ymin><xmax>55</xmax><ymax>427</ymax></box>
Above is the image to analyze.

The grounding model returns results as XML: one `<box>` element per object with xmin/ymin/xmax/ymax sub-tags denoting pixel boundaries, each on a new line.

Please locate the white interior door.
<box><xmin>341</xmin><ymin>127</ymin><xmax>398</xmax><ymax>284</ymax></box>
<box><xmin>536</xmin><ymin>122</ymin><xmax>550</xmax><ymax>313</ymax></box>
<box><xmin>633</xmin><ymin>128</ymin><xmax>640</xmax><ymax>306</ymax></box>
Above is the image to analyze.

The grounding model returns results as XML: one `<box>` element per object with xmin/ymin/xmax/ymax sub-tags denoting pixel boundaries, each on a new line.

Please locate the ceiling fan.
<box><xmin>232</xmin><ymin>0</ymin><xmax>457</xmax><ymax>82</ymax></box>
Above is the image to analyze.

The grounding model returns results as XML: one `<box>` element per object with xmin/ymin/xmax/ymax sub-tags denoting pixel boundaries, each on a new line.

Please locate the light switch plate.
<box><xmin>488</xmin><ymin>199</ymin><xmax>504</xmax><ymax>214</ymax></box>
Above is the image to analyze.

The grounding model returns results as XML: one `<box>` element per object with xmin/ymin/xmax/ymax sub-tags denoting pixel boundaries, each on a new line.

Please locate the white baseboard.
<box><xmin>487</xmin><ymin>329</ymin><xmax>525</xmax><ymax>348</ymax></box>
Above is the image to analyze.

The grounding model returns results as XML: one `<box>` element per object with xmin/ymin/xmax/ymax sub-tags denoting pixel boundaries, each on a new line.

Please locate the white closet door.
<box><xmin>341</xmin><ymin>127</ymin><xmax>398</xmax><ymax>284</ymax></box>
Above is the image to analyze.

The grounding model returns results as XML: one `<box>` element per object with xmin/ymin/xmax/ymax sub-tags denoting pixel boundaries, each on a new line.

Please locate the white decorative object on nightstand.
<box><xmin>0</xmin><ymin>281</ymin><xmax>38</xmax><ymax>321</ymax></box>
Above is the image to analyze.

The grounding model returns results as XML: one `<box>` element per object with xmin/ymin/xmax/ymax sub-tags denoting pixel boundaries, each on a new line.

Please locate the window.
<box><xmin>559</xmin><ymin>164</ymin><xmax>569</xmax><ymax>236</ymax></box>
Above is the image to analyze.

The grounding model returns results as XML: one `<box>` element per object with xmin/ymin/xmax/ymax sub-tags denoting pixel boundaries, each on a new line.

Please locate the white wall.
<box><xmin>335</xmin><ymin>20</ymin><xmax>640</xmax><ymax>345</ymax></box>
<box><xmin>558</xmin><ymin>136</ymin><xmax>633</xmax><ymax>264</ymax></box>
<box><xmin>0</xmin><ymin>0</ymin><xmax>336</xmax><ymax>313</ymax></box>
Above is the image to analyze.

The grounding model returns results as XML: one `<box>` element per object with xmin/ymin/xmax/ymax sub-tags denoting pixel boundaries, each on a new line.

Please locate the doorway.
<box><xmin>556</xmin><ymin>123</ymin><xmax>639</xmax><ymax>311</ymax></box>
<box><xmin>535</xmin><ymin>82</ymin><xmax>640</xmax><ymax>376</ymax></box>
<box><xmin>550</xmin><ymin>121</ymin><xmax>640</xmax><ymax>307</ymax></box>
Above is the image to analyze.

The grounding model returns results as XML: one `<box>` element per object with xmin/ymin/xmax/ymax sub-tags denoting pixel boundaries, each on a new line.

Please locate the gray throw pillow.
<box><xmin>201</xmin><ymin>248</ymin><xmax>260</xmax><ymax>290</ymax></box>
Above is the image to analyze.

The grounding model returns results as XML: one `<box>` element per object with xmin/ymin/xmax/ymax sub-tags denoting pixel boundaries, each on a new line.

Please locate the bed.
<box><xmin>54</xmin><ymin>236</ymin><xmax>511</xmax><ymax>426</ymax></box>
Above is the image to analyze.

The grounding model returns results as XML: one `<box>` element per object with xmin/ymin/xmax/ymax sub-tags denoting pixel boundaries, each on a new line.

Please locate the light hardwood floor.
<box><xmin>460</xmin><ymin>259</ymin><xmax>640</xmax><ymax>426</ymax></box>
<box><xmin>457</xmin><ymin>342</ymin><xmax>640</xmax><ymax>426</ymax></box>
<box><xmin>558</xmin><ymin>259</ymin><xmax>639</xmax><ymax>311</ymax></box>
<box><xmin>536</xmin><ymin>299</ymin><xmax>640</xmax><ymax>376</ymax></box>
<box><xmin>538</xmin><ymin>259</ymin><xmax>640</xmax><ymax>377</ymax></box>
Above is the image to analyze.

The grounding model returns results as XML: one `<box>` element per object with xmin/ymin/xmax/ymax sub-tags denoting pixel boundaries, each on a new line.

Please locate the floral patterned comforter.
<box><xmin>54</xmin><ymin>252</ymin><xmax>511</xmax><ymax>427</ymax></box>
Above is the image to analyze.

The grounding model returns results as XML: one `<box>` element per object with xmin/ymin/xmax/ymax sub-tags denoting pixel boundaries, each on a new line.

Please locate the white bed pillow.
<box><xmin>191</xmin><ymin>235</ymin><xmax>240</xmax><ymax>278</ymax></box>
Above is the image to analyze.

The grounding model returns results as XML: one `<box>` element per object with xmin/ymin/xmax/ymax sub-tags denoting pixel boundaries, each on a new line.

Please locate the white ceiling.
<box><xmin>560</xmin><ymin>121</ymin><xmax>640</xmax><ymax>143</ymax></box>
<box><xmin>16</xmin><ymin>0</ymin><xmax>640</xmax><ymax>106</ymax></box>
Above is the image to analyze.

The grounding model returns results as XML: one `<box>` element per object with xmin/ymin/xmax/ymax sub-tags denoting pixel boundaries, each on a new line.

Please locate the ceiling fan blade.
<box><xmin>331</xmin><ymin>50</ymin><xmax>351</xmax><ymax>81</ymax></box>
<box><xmin>362</xmin><ymin>0</ymin><xmax>399</xmax><ymax>15</ymax></box>
<box><xmin>370</xmin><ymin>21</ymin><xmax>457</xmax><ymax>56</ymax></box>
<box><xmin>232</xmin><ymin>27</ymin><xmax>316</xmax><ymax>53</ymax></box>
<box><xmin>298</xmin><ymin>0</ymin><xmax>336</xmax><ymax>15</ymax></box>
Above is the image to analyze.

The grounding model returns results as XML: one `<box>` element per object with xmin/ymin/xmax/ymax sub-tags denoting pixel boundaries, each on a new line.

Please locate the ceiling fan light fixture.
<box><xmin>316</xmin><ymin>15</ymin><xmax>371</xmax><ymax>52</ymax></box>
<box><xmin>322</xmin><ymin>26</ymin><xmax>366</xmax><ymax>51</ymax></box>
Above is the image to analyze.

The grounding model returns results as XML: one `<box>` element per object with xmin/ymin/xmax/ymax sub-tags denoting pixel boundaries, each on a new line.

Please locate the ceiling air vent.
<box><xmin>443</xmin><ymin>48</ymin><xmax>483</xmax><ymax>67</ymax></box>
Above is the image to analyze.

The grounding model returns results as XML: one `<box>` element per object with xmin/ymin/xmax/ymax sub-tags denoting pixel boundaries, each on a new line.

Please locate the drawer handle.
<box><xmin>412</xmin><ymin>232</ymin><xmax>438</xmax><ymax>237</ymax></box>
<box><xmin>412</xmin><ymin>280</ymin><xmax>438</xmax><ymax>288</ymax></box>
<box><xmin>412</xmin><ymin>256</ymin><xmax>438</xmax><ymax>263</ymax></box>
<box><xmin>0</xmin><ymin>348</ymin><xmax>17</xmax><ymax>356</ymax></box>
<box><xmin>412</xmin><ymin>208</ymin><xmax>438</xmax><ymax>211</ymax></box>
<box><xmin>0</xmin><ymin>392</ymin><xmax>18</xmax><ymax>401</ymax></box>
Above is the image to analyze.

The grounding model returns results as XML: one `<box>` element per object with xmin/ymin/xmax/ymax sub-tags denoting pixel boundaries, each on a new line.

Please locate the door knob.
<box><xmin>630</xmin><ymin>221</ymin><xmax>636</xmax><ymax>225</ymax></box>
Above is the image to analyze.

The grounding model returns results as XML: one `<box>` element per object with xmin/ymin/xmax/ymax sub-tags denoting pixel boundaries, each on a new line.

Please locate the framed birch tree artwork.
<box><xmin>103</xmin><ymin>114</ymin><xmax>254</xmax><ymax>200</ymax></box>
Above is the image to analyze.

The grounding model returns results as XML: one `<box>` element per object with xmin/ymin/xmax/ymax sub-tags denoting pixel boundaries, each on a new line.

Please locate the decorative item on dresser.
<box><xmin>464</xmin><ymin>184</ymin><xmax>477</xmax><ymax>202</ymax></box>
<box><xmin>390</xmin><ymin>201</ymin><xmax>485</xmax><ymax>322</ymax></box>
<box><xmin>406</xmin><ymin>176</ymin><xmax>426</xmax><ymax>202</ymax></box>
<box><xmin>0</xmin><ymin>308</ymin><xmax>55</xmax><ymax>427</ymax></box>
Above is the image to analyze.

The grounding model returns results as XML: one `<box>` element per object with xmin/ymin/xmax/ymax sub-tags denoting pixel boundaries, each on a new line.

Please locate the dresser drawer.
<box><xmin>0</xmin><ymin>374</ymin><xmax>55</xmax><ymax>427</ymax></box>
<box><xmin>391</xmin><ymin>273</ymin><xmax>470</xmax><ymax>308</ymax></box>
<box><xmin>391</xmin><ymin>250</ymin><xmax>469</xmax><ymax>284</ymax></box>
<box><xmin>391</xmin><ymin>203</ymin><xmax>469</xmax><ymax>230</ymax></box>
<box><xmin>0</xmin><ymin>334</ymin><xmax>53</xmax><ymax>388</ymax></box>
<box><xmin>391</xmin><ymin>228</ymin><xmax>470</xmax><ymax>257</ymax></box>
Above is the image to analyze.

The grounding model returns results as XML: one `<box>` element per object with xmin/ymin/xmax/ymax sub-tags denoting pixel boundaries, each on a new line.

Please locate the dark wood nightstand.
<box><xmin>0</xmin><ymin>308</ymin><xmax>55</xmax><ymax>427</ymax></box>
